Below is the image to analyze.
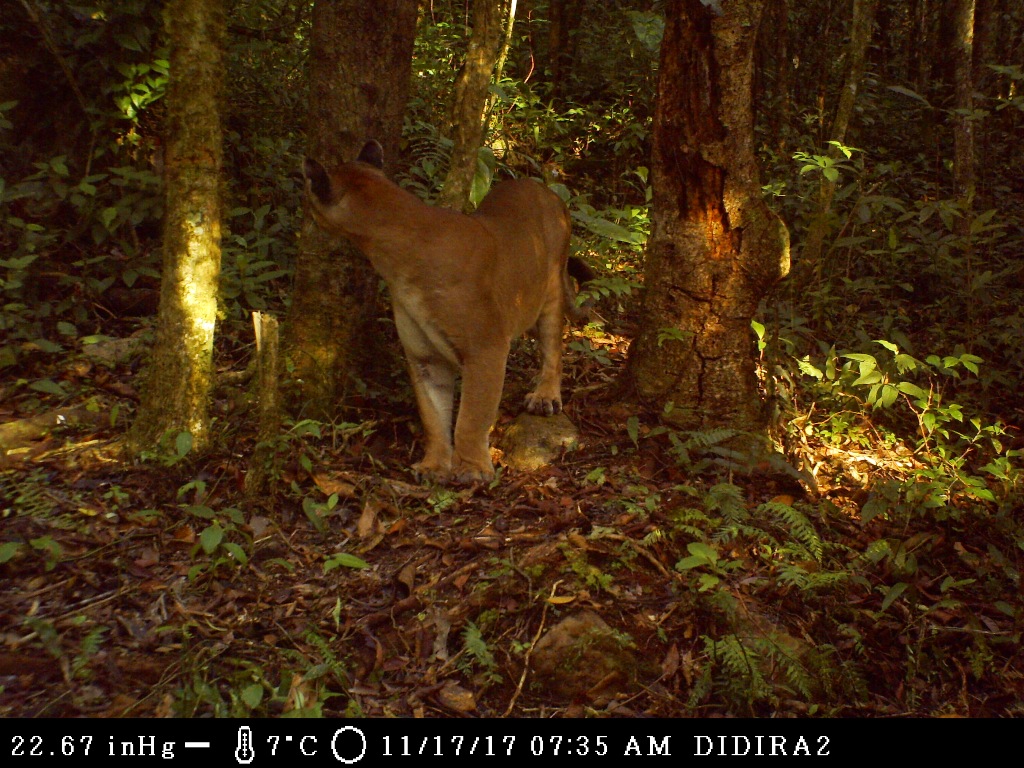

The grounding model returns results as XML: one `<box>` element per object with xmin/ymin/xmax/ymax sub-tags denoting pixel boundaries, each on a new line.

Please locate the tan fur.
<box><xmin>303</xmin><ymin>142</ymin><xmax>574</xmax><ymax>482</ymax></box>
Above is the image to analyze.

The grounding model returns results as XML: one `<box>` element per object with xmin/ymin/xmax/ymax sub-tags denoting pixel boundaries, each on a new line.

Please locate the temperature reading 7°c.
<box><xmin>239</xmin><ymin>727</ymin><xmax>367</xmax><ymax>764</ymax></box>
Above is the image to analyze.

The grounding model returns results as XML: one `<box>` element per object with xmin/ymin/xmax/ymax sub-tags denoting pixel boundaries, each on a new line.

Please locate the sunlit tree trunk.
<box><xmin>438</xmin><ymin>0</ymin><xmax>508</xmax><ymax>211</ymax></box>
<box><xmin>126</xmin><ymin>0</ymin><xmax>225</xmax><ymax>455</ymax></box>
<box><xmin>628</xmin><ymin>0</ymin><xmax>790</xmax><ymax>440</ymax></box>
<box><xmin>285</xmin><ymin>0</ymin><xmax>417</xmax><ymax>419</ymax></box>
<box><xmin>801</xmin><ymin>0</ymin><xmax>877</xmax><ymax>269</ymax></box>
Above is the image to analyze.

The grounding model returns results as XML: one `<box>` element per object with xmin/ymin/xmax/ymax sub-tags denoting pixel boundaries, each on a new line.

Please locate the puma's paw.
<box><xmin>412</xmin><ymin>456</ymin><xmax>451</xmax><ymax>482</ymax></box>
<box><xmin>524</xmin><ymin>391</ymin><xmax>562</xmax><ymax>416</ymax></box>
<box><xmin>451</xmin><ymin>456</ymin><xmax>496</xmax><ymax>484</ymax></box>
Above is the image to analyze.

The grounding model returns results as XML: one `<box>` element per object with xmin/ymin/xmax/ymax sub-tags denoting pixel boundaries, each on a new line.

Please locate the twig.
<box><xmin>503</xmin><ymin>580</ymin><xmax>557</xmax><ymax>716</ymax></box>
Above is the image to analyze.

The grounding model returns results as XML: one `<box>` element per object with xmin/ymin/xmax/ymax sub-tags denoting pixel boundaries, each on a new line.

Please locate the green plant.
<box><xmin>461</xmin><ymin>620</ymin><xmax>501</xmax><ymax>684</ymax></box>
<box><xmin>184</xmin><ymin>504</ymin><xmax>250</xmax><ymax>580</ymax></box>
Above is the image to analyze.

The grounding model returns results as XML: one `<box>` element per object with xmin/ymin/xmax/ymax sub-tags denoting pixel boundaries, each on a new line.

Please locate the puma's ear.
<box><xmin>303</xmin><ymin>157</ymin><xmax>332</xmax><ymax>204</ymax></box>
<box><xmin>356</xmin><ymin>140</ymin><xmax>384</xmax><ymax>170</ymax></box>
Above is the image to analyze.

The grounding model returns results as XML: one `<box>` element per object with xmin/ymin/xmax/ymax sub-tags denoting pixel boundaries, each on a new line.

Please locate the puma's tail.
<box><xmin>564</xmin><ymin>256</ymin><xmax>597</xmax><ymax>324</ymax></box>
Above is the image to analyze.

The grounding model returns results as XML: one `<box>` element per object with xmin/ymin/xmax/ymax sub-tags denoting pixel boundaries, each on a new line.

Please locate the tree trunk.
<box><xmin>547</xmin><ymin>0</ymin><xmax>581</xmax><ymax>97</ymax></box>
<box><xmin>800</xmin><ymin>0</ymin><xmax>877</xmax><ymax>270</ymax></box>
<box><xmin>953</xmin><ymin>0</ymin><xmax>976</xmax><ymax>214</ymax></box>
<box><xmin>438</xmin><ymin>0</ymin><xmax>507</xmax><ymax>212</ymax></box>
<box><xmin>771</xmin><ymin>0</ymin><xmax>792</xmax><ymax>152</ymax></box>
<box><xmin>627</xmin><ymin>0</ymin><xmax>790</xmax><ymax>439</ymax></box>
<box><xmin>285</xmin><ymin>0</ymin><xmax>417</xmax><ymax>419</ymax></box>
<box><xmin>126</xmin><ymin>0</ymin><xmax>226</xmax><ymax>455</ymax></box>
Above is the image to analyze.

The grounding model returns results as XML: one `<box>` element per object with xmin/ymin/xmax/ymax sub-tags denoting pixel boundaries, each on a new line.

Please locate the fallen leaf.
<box><xmin>312</xmin><ymin>470</ymin><xmax>358</xmax><ymax>498</ymax></box>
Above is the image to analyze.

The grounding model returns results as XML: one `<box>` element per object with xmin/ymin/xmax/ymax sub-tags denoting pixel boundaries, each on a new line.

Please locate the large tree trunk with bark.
<box><xmin>126</xmin><ymin>0</ymin><xmax>226</xmax><ymax>455</ymax></box>
<box><xmin>627</xmin><ymin>0</ymin><xmax>790</xmax><ymax>440</ymax></box>
<box><xmin>285</xmin><ymin>0</ymin><xmax>417</xmax><ymax>419</ymax></box>
<box><xmin>438</xmin><ymin>0</ymin><xmax>508</xmax><ymax>212</ymax></box>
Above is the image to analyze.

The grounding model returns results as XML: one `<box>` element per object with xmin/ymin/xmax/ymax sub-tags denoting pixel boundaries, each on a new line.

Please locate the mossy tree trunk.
<box><xmin>285</xmin><ymin>0</ymin><xmax>417</xmax><ymax>419</ymax></box>
<box><xmin>438</xmin><ymin>0</ymin><xmax>508</xmax><ymax>212</ymax></box>
<box><xmin>627</xmin><ymin>0</ymin><xmax>790</xmax><ymax>440</ymax></box>
<box><xmin>126</xmin><ymin>0</ymin><xmax>226</xmax><ymax>455</ymax></box>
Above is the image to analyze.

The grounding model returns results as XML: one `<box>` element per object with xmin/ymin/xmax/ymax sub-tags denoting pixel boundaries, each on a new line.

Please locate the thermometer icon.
<box><xmin>236</xmin><ymin>726</ymin><xmax>255</xmax><ymax>764</ymax></box>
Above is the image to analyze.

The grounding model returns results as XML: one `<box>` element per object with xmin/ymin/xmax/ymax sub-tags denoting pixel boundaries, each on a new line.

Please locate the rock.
<box><xmin>81</xmin><ymin>331</ymin><xmax>150</xmax><ymax>366</ymax></box>
<box><xmin>499</xmin><ymin>412</ymin><xmax>579</xmax><ymax>472</ymax></box>
<box><xmin>530</xmin><ymin>611</ymin><xmax>638</xmax><ymax>703</ymax></box>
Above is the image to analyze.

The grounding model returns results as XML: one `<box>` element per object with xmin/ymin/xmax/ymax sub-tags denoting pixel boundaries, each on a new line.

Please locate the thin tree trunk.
<box><xmin>953</xmin><ymin>0</ymin><xmax>976</xmax><ymax>319</ymax></box>
<box><xmin>628</xmin><ymin>0</ymin><xmax>790</xmax><ymax>440</ymax></box>
<box><xmin>285</xmin><ymin>0</ymin><xmax>417</xmax><ymax>419</ymax></box>
<box><xmin>245</xmin><ymin>312</ymin><xmax>281</xmax><ymax>497</ymax></box>
<box><xmin>953</xmin><ymin>0</ymin><xmax>976</xmax><ymax>215</ymax></box>
<box><xmin>801</xmin><ymin>0</ymin><xmax>878</xmax><ymax>270</ymax></box>
<box><xmin>772</xmin><ymin>0</ymin><xmax>792</xmax><ymax>152</ymax></box>
<box><xmin>438</xmin><ymin>0</ymin><xmax>507</xmax><ymax>212</ymax></box>
<box><xmin>126</xmin><ymin>0</ymin><xmax>226</xmax><ymax>455</ymax></box>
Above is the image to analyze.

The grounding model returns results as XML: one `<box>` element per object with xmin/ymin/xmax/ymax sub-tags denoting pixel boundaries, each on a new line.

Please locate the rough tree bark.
<box><xmin>438</xmin><ymin>0</ymin><xmax>508</xmax><ymax>212</ymax></box>
<box><xmin>126</xmin><ymin>0</ymin><xmax>226</xmax><ymax>455</ymax></box>
<box><xmin>284</xmin><ymin>0</ymin><xmax>418</xmax><ymax>419</ymax></box>
<box><xmin>628</xmin><ymin>0</ymin><xmax>790</xmax><ymax>440</ymax></box>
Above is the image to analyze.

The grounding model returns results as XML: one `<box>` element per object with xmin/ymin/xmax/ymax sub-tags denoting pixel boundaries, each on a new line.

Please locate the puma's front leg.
<box><xmin>524</xmin><ymin>302</ymin><xmax>565</xmax><ymax>416</ymax></box>
<box><xmin>452</xmin><ymin>346</ymin><xmax>510</xmax><ymax>483</ymax></box>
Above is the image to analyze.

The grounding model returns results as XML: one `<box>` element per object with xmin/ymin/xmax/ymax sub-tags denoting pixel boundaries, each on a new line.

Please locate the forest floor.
<box><xmin>1</xmin><ymin>313</ymin><xmax>1023</xmax><ymax>718</ymax></box>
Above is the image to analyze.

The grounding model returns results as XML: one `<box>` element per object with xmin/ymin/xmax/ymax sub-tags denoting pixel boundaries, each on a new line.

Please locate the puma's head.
<box><xmin>302</xmin><ymin>140</ymin><xmax>386</xmax><ymax>232</ymax></box>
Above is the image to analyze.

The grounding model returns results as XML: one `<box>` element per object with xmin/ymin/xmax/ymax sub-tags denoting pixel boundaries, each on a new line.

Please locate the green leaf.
<box><xmin>676</xmin><ymin>555</ymin><xmax>707</xmax><ymax>571</ymax></box>
<box><xmin>99</xmin><ymin>207</ymin><xmax>118</xmax><ymax>231</ymax></box>
<box><xmin>324</xmin><ymin>553</ymin><xmax>370</xmax><ymax>572</ymax></box>
<box><xmin>241</xmin><ymin>683</ymin><xmax>264</xmax><ymax>709</ymax></box>
<box><xmin>877</xmin><ymin>384</ymin><xmax>899</xmax><ymax>409</ymax></box>
<box><xmin>222</xmin><ymin>541</ymin><xmax>249</xmax><ymax>565</ymax></box>
<box><xmin>33</xmin><ymin>338</ymin><xmax>63</xmax><ymax>354</ymax></box>
<box><xmin>860</xmin><ymin>495</ymin><xmax>889</xmax><ymax>525</ymax></box>
<box><xmin>115</xmin><ymin>32</ymin><xmax>143</xmax><ymax>52</ymax></box>
<box><xmin>852</xmin><ymin>370</ymin><xmax>883</xmax><ymax>387</ymax></box>
<box><xmin>896</xmin><ymin>381</ymin><xmax>928</xmax><ymax>399</ymax></box>
<box><xmin>887</xmin><ymin>85</ymin><xmax>931</xmax><ymax>106</ymax></box>
<box><xmin>880</xmin><ymin>582</ymin><xmax>908</xmax><ymax>611</ymax></box>
<box><xmin>626</xmin><ymin>416</ymin><xmax>640</xmax><ymax>446</ymax></box>
<box><xmin>175</xmin><ymin>431</ymin><xmax>193</xmax><ymax>458</ymax></box>
<box><xmin>797</xmin><ymin>358</ymin><xmax>823</xmax><ymax>379</ymax></box>
<box><xmin>0</xmin><ymin>542</ymin><xmax>22</xmax><ymax>563</ymax></box>
<box><xmin>29</xmin><ymin>378</ymin><xmax>67</xmax><ymax>396</ymax></box>
<box><xmin>678</xmin><ymin>541</ymin><xmax>720</xmax><ymax>570</ymax></box>
<box><xmin>199</xmin><ymin>524</ymin><xmax>223</xmax><ymax>555</ymax></box>
<box><xmin>572</xmin><ymin>211</ymin><xmax>644</xmax><ymax>245</ymax></box>
<box><xmin>959</xmin><ymin>354</ymin><xmax>983</xmax><ymax>375</ymax></box>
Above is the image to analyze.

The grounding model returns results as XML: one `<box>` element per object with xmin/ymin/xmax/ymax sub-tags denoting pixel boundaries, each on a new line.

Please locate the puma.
<box><xmin>302</xmin><ymin>140</ymin><xmax>589</xmax><ymax>483</ymax></box>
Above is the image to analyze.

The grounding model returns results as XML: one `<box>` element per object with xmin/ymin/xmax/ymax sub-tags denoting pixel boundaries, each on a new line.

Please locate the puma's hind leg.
<box><xmin>523</xmin><ymin>300</ymin><xmax>565</xmax><ymax>416</ymax></box>
<box><xmin>451</xmin><ymin>346</ymin><xmax>510</xmax><ymax>483</ymax></box>
<box><xmin>393</xmin><ymin>303</ymin><xmax>457</xmax><ymax>479</ymax></box>
<box><xmin>407</xmin><ymin>355</ymin><xmax>457</xmax><ymax>479</ymax></box>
